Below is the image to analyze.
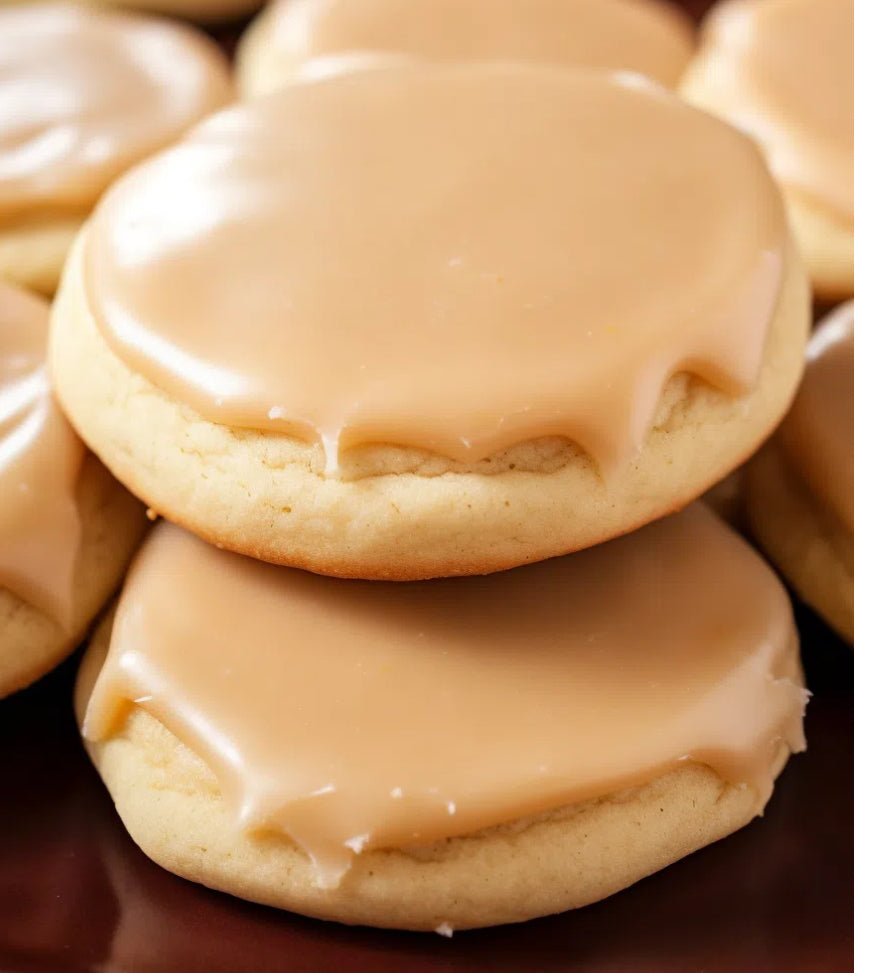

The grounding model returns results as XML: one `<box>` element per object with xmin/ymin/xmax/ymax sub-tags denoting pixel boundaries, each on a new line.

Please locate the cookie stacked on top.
<box><xmin>2</xmin><ymin>0</ymin><xmax>851</xmax><ymax>936</ymax></box>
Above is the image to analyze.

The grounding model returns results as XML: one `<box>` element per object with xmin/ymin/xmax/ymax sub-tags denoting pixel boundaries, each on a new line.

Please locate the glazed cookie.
<box><xmin>0</xmin><ymin>281</ymin><xmax>146</xmax><ymax>699</ymax></box>
<box><xmin>51</xmin><ymin>64</ymin><xmax>810</xmax><ymax>580</ymax></box>
<box><xmin>76</xmin><ymin>503</ymin><xmax>806</xmax><ymax>931</ymax></box>
<box><xmin>746</xmin><ymin>302</ymin><xmax>853</xmax><ymax>642</ymax></box>
<box><xmin>0</xmin><ymin>3</ymin><xmax>232</xmax><ymax>295</ymax></box>
<box><xmin>237</xmin><ymin>0</ymin><xmax>694</xmax><ymax>97</ymax></box>
<box><xmin>681</xmin><ymin>0</ymin><xmax>853</xmax><ymax>299</ymax></box>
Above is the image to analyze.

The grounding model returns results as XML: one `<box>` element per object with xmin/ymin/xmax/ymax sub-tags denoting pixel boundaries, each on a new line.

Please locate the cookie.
<box><xmin>51</xmin><ymin>64</ymin><xmax>810</xmax><ymax>579</ymax></box>
<box><xmin>237</xmin><ymin>0</ymin><xmax>694</xmax><ymax>97</ymax></box>
<box><xmin>77</xmin><ymin>504</ymin><xmax>806</xmax><ymax>930</ymax></box>
<box><xmin>0</xmin><ymin>281</ymin><xmax>146</xmax><ymax>698</ymax></box>
<box><xmin>746</xmin><ymin>302</ymin><xmax>853</xmax><ymax>641</ymax></box>
<box><xmin>0</xmin><ymin>3</ymin><xmax>232</xmax><ymax>295</ymax></box>
<box><xmin>681</xmin><ymin>0</ymin><xmax>853</xmax><ymax>299</ymax></box>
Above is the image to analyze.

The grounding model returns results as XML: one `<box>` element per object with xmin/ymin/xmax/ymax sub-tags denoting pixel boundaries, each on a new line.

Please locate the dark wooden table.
<box><xmin>0</xmin><ymin>606</ymin><xmax>852</xmax><ymax>973</ymax></box>
<box><xmin>0</xmin><ymin>0</ymin><xmax>852</xmax><ymax>969</ymax></box>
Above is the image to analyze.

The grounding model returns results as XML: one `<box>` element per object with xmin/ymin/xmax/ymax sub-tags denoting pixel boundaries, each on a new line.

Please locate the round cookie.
<box><xmin>681</xmin><ymin>0</ymin><xmax>853</xmax><ymax>299</ymax></box>
<box><xmin>745</xmin><ymin>302</ymin><xmax>853</xmax><ymax>642</ymax></box>
<box><xmin>51</xmin><ymin>64</ymin><xmax>811</xmax><ymax>580</ymax></box>
<box><xmin>77</xmin><ymin>504</ymin><xmax>807</xmax><ymax>931</ymax></box>
<box><xmin>0</xmin><ymin>281</ymin><xmax>146</xmax><ymax>699</ymax></box>
<box><xmin>0</xmin><ymin>3</ymin><xmax>232</xmax><ymax>296</ymax></box>
<box><xmin>237</xmin><ymin>0</ymin><xmax>695</xmax><ymax>98</ymax></box>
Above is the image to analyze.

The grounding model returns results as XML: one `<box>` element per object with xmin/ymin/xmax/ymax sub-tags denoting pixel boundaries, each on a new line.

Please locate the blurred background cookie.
<box><xmin>237</xmin><ymin>0</ymin><xmax>695</xmax><ymax>97</ymax></box>
<box><xmin>681</xmin><ymin>0</ymin><xmax>853</xmax><ymax>299</ymax></box>
<box><xmin>0</xmin><ymin>2</ymin><xmax>232</xmax><ymax>295</ymax></box>
<box><xmin>745</xmin><ymin>301</ymin><xmax>853</xmax><ymax>642</ymax></box>
<box><xmin>76</xmin><ymin>504</ymin><xmax>806</xmax><ymax>930</ymax></box>
<box><xmin>0</xmin><ymin>280</ymin><xmax>146</xmax><ymax>698</ymax></box>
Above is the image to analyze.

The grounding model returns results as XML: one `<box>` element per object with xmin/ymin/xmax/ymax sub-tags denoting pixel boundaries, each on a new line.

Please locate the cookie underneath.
<box><xmin>76</xmin><ymin>618</ymin><xmax>792</xmax><ymax>932</ymax></box>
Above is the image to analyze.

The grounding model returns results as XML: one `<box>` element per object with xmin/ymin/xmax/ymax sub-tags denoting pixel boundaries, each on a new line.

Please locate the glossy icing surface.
<box><xmin>83</xmin><ymin>65</ymin><xmax>786</xmax><ymax>475</ymax></box>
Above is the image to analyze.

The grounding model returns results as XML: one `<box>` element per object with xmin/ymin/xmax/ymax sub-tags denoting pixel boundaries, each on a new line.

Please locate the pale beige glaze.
<box><xmin>778</xmin><ymin>302</ymin><xmax>853</xmax><ymax>530</ymax></box>
<box><xmin>83</xmin><ymin>504</ymin><xmax>807</xmax><ymax>890</ymax></box>
<box><xmin>237</xmin><ymin>0</ymin><xmax>695</xmax><ymax>96</ymax></box>
<box><xmin>0</xmin><ymin>3</ymin><xmax>233</xmax><ymax>223</ymax></box>
<box><xmin>84</xmin><ymin>64</ymin><xmax>787</xmax><ymax>479</ymax></box>
<box><xmin>0</xmin><ymin>280</ymin><xmax>83</xmax><ymax>627</ymax></box>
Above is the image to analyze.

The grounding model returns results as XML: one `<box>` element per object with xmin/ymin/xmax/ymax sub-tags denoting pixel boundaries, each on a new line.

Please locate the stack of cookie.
<box><xmin>1</xmin><ymin>0</ymin><xmax>852</xmax><ymax>935</ymax></box>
